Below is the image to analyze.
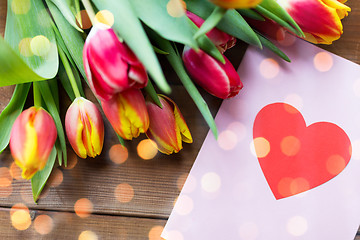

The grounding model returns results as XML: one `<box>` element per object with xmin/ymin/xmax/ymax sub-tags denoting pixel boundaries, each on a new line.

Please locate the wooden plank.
<box><xmin>0</xmin><ymin>86</ymin><xmax>222</xmax><ymax>219</ymax></box>
<box><xmin>0</xmin><ymin>207</ymin><xmax>166</xmax><ymax>240</ymax></box>
<box><xmin>0</xmin><ymin>0</ymin><xmax>5</xmax><ymax>37</ymax></box>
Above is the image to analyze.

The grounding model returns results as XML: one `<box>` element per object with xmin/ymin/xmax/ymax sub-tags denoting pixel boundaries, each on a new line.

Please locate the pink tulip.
<box><xmin>102</xmin><ymin>88</ymin><xmax>149</xmax><ymax>140</ymax></box>
<box><xmin>83</xmin><ymin>24</ymin><xmax>148</xmax><ymax>100</ymax></box>
<box><xmin>65</xmin><ymin>97</ymin><xmax>104</xmax><ymax>158</ymax></box>
<box><xmin>146</xmin><ymin>95</ymin><xmax>193</xmax><ymax>155</ymax></box>
<box><xmin>186</xmin><ymin>11</ymin><xmax>236</xmax><ymax>53</ymax></box>
<box><xmin>10</xmin><ymin>107</ymin><xmax>57</xmax><ymax>180</ymax></box>
<box><xmin>183</xmin><ymin>47</ymin><xmax>243</xmax><ymax>99</ymax></box>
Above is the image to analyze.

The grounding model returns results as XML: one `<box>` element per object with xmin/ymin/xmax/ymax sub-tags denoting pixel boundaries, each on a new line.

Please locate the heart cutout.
<box><xmin>253</xmin><ymin>103</ymin><xmax>352</xmax><ymax>200</ymax></box>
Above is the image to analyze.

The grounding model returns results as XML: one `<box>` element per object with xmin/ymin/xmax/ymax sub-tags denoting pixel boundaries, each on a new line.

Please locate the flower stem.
<box><xmin>193</xmin><ymin>6</ymin><xmax>228</xmax><ymax>40</ymax></box>
<box><xmin>81</xmin><ymin>0</ymin><xmax>96</xmax><ymax>25</ymax></box>
<box><xmin>33</xmin><ymin>82</ymin><xmax>41</xmax><ymax>107</ymax></box>
<box><xmin>58</xmin><ymin>47</ymin><xmax>81</xmax><ymax>99</ymax></box>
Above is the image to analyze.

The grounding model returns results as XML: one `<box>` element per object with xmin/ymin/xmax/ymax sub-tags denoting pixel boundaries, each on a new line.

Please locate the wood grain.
<box><xmin>0</xmin><ymin>207</ymin><xmax>166</xmax><ymax>240</ymax></box>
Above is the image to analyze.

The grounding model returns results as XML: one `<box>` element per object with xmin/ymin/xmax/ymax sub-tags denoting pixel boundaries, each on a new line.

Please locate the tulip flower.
<box><xmin>65</xmin><ymin>97</ymin><xmax>104</xmax><ymax>159</ymax></box>
<box><xmin>209</xmin><ymin>0</ymin><xmax>262</xmax><ymax>9</ymax></box>
<box><xmin>246</xmin><ymin>17</ymin><xmax>286</xmax><ymax>41</ymax></box>
<box><xmin>146</xmin><ymin>95</ymin><xmax>193</xmax><ymax>155</ymax></box>
<box><xmin>186</xmin><ymin>11</ymin><xmax>236</xmax><ymax>53</ymax></box>
<box><xmin>83</xmin><ymin>24</ymin><xmax>148</xmax><ymax>100</ymax></box>
<box><xmin>183</xmin><ymin>46</ymin><xmax>243</xmax><ymax>99</ymax></box>
<box><xmin>101</xmin><ymin>88</ymin><xmax>149</xmax><ymax>140</ymax></box>
<box><xmin>276</xmin><ymin>0</ymin><xmax>351</xmax><ymax>44</ymax></box>
<box><xmin>10</xmin><ymin>107</ymin><xmax>57</xmax><ymax>180</ymax></box>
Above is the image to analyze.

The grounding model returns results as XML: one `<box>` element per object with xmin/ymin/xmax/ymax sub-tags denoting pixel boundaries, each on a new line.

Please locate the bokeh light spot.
<box><xmin>201</xmin><ymin>172</ymin><xmax>221</xmax><ymax>193</ymax></box>
<box><xmin>281</xmin><ymin>136</ymin><xmax>301</xmax><ymax>157</ymax></box>
<box><xmin>48</xmin><ymin>169</ymin><xmax>63</xmax><ymax>187</ymax></box>
<box><xmin>109</xmin><ymin>144</ymin><xmax>128</xmax><ymax>164</ymax></box>
<box><xmin>218</xmin><ymin>130</ymin><xmax>238</xmax><ymax>150</ymax></box>
<box><xmin>114</xmin><ymin>183</ymin><xmax>134</xmax><ymax>203</ymax></box>
<box><xmin>137</xmin><ymin>139</ymin><xmax>158</xmax><ymax>160</ymax></box>
<box><xmin>174</xmin><ymin>195</ymin><xmax>194</xmax><ymax>215</ymax></box>
<box><xmin>30</xmin><ymin>35</ymin><xmax>51</xmax><ymax>57</ymax></box>
<box><xmin>287</xmin><ymin>216</ymin><xmax>308</xmax><ymax>236</ymax></box>
<box><xmin>167</xmin><ymin>0</ymin><xmax>186</xmax><ymax>17</ymax></box>
<box><xmin>18</xmin><ymin>38</ymin><xmax>33</xmax><ymax>57</ymax></box>
<box><xmin>74</xmin><ymin>198</ymin><xmax>93</xmax><ymax>218</ymax></box>
<box><xmin>326</xmin><ymin>154</ymin><xmax>346</xmax><ymax>175</ymax></box>
<box><xmin>76</xmin><ymin>10</ymin><xmax>92</xmax><ymax>29</ymax></box>
<box><xmin>238</xmin><ymin>222</ymin><xmax>259</xmax><ymax>240</ymax></box>
<box><xmin>284</xmin><ymin>94</ymin><xmax>303</xmax><ymax>112</ymax></box>
<box><xmin>227</xmin><ymin>121</ymin><xmax>247</xmax><ymax>141</ymax></box>
<box><xmin>260</xmin><ymin>58</ymin><xmax>280</xmax><ymax>79</ymax></box>
<box><xmin>251</xmin><ymin>137</ymin><xmax>270</xmax><ymax>158</ymax></box>
<box><xmin>11</xmin><ymin>0</ymin><xmax>31</xmax><ymax>14</ymax></box>
<box><xmin>278</xmin><ymin>177</ymin><xmax>293</xmax><ymax>198</ymax></box>
<box><xmin>278</xmin><ymin>32</ymin><xmax>296</xmax><ymax>46</ymax></box>
<box><xmin>10</xmin><ymin>162</ymin><xmax>22</xmax><ymax>180</ymax></box>
<box><xmin>94</xmin><ymin>10</ymin><xmax>115</xmax><ymax>27</ymax></box>
<box><xmin>11</xmin><ymin>209</ymin><xmax>31</xmax><ymax>230</ymax></box>
<box><xmin>0</xmin><ymin>167</ymin><xmax>12</xmax><ymax>187</ymax></box>
<box><xmin>79</xmin><ymin>230</ymin><xmax>98</xmax><ymax>240</ymax></box>
<box><xmin>63</xmin><ymin>150</ymin><xmax>78</xmax><ymax>170</ymax></box>
<box><xmin>290</xmin><ymin>178</ymin><xmax>310</xmax><ymax>195</ymax></box>
<box><xmin>149</xmin><ymin>225</ymin><xmax>164</xmax><ymax>240</ymax></box>
<box><xmin>314</xmin><ymin>52</ymin><xmax>333</xmax><ymax>72</ymax></box>
<box><xmin>11</xmin><ymin>204</ymin><xmax>29</xmax><ymax>216</ymax></box>
<box><xmin>34</xmin><ymin>215</ymin><xmax>53</xmax><ymax>235</ymax></box>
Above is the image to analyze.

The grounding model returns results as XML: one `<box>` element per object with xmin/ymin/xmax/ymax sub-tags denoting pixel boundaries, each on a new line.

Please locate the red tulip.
<box><xmin>146</xmin><ymin>95</ymin><xmax>192</xmax><ymax>155</ymax></box>
<box><xmin>10</xmin><ymin>107</ymin><xmax>57</xmax><ymax>179</ymax></box>
<box><xmin>277</xmin><ymin>0</ymin><xmax>351</xmax><ymax>44</ymax></box>
<box><xmin>102</xmin><ymin>88</ymin><xmax>149</xmax><ymax>140</ymax></box>
<box><xmin>183</xmin><ymin>47</ymin><xmax>243</xmax><ymax>99</ymax></box>
<box><xmin>186</xmin><ymin>11</ymin><xmax>236</xmax><ymax>53</ymax></box>
<box><xmin>209</xmin><ymin>0</ymin><xmax>262</xmax><ymax>9</ymax></box>
<box><xmin>83</xmin><ymin>24</ymin><xmax>148</xmax><ymax>100</ymax></box>
<box><xmin>65</xmin><ymin>97</ymin><xmax>104</xmax><ymax>158</ymax></box>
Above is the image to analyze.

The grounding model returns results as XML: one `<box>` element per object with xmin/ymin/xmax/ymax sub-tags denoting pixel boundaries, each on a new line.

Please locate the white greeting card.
<box><xmin>162</xmin><ymin>35</ymin><xmax>360</xmax><ymax>240</ymax></box>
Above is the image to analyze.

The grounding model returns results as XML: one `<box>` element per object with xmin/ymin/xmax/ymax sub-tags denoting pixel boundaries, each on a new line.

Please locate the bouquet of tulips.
<box><xmin>0</xmin><ymin>0</ymin><xmax>351</xmax><ymax>201</ymax></box>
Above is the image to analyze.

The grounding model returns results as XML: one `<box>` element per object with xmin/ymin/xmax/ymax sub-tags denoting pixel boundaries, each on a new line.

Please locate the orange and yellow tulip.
<box><xmin>209</xmin><ymin>0</ymin><xmax>262</xmax><ymax>9</ymax></box>
<box><xmin>10</xmin><ymin>107</ymin><xmax>57</xmax><ymax>179</ymax></box>
<box><xmin>101</xmin><ymin>88</ymin><xmax>149</xmax><ymax>140</ymax></box>
<box><xmin>146</xmin><ymin>95</ymin><xmax>192</xmax><ymax>155</ymax></box>
<box><xmin>277</xmin><ymin>0</ymin><xmax>351</xmax><ymax>44</ymax></box>
<box><xmin>65</xmin><ymin>97</ymin><xmax>104</xmax><ymax>158</ymax></box>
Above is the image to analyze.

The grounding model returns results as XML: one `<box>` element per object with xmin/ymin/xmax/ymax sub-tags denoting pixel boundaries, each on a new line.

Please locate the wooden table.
<box><xmin>0</xmin><ymin>1</ymin><xmax>360</xmax><ymax>239</ymax></box>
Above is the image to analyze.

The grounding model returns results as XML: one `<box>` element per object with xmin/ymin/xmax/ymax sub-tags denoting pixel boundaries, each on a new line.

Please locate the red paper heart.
<box><xmin>253</xmin><ymin>103</ymin><xmax>352</xmax><ymax>200</ymax></box>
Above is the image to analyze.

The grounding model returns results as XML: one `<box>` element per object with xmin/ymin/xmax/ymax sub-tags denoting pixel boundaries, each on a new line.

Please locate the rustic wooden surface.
<box><xmin>1</xmin><ymin>0</ymin><xmax>360</xmax><ymax>239</ymax></box>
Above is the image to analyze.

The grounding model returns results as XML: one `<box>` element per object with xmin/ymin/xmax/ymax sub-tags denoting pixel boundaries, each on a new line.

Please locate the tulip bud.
<box><xmin>146</xmin><ymin>95</ymin><xmax>193</xmax><ymax>155</ymax></box>
<box><xmin>65</xmin><ymin>97</ymin><xmax>104</xmax><ymax>158</ymax></box>
<box><xmin>209</xmin><ymin>0</ymin><xmax>262</xmax><ymax>9</ymax></box>
<box><xmin>101</xmin><ymin>88</ymin><xmax>149</xmax><ymax>140</ymax></box>
<box><xmin>183</xmin><ymin>46</ymin><xmax>243</xmax><ymax>99</ymax></box>
<box><xmin>83</xmin><ymin>24</ymin><xmax>148</xmax><ymax>100</ymax></box>
<box><xmin>186</xmin><ymin>11</ymin><xmax>236</xmax><ymax>53</ymax></box>
<box><xmin>276</xmin><ymin>0</ymin><xmax>351</xmax><ymax>44</ymax></box>
<box><xmin>9</xmin><ymin>107</ymin><xmax>57</xmax><ymax>180</ymax></box>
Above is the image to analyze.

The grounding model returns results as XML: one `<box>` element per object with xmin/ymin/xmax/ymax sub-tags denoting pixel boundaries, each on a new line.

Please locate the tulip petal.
<box><xmin>322</xmin><ymin>0</ymin><xmax>350</xmax><ymax>19</ymax></box>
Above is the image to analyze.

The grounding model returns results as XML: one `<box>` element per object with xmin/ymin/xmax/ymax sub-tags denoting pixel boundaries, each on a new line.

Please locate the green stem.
<box><xmin>194</xmin><ymin>7</ymin><xmax>228</xmax><ymax>40</ymax></box>
<box><xmin>58</xmin><ymin>47</ymin><xmax>81</xmax><ymax>99</ymax></box>
<box><xmin>33</xmin><ymin>82</ymin><xmax>42</xmax><ymax>107</ymax></box>
<box><xmin>81</xmin><ymin>0</ymin><xmax>96</xmax><ymax>24</ymax></box>
<box><xmin>144</xmin><ymin>80</ymin><xmax>162</xmax><ymax>108</ymax></box>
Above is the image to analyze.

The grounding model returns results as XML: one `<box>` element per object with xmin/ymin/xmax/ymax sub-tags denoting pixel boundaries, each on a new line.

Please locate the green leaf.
<box><xmin>48</xmin><ymin>0</ymin><xmax>83</xmax><ymax>32</ymax></box>
<box><xmin>46</xmin><ymin>0</ymin><xmax>87</xmax><ymax>80</ymax></box>
<box><xmin>144</xmin><ymin>80</ymin><xmax>162</xmax><ymax>108</ymax></box>
<box><xmin>256</xmin><ymin>32</ymin><xmax>290</xmax><ymax>62</ymax></box>
<box><xmin>3</xmin><ymin>0</ymin><xmax>58</xmax><ymax>85</ymax></box>
<box><xmin>37</xmin><ymin>81</ymin><xmax>67</xmax><ymax>166</ymax></box>
<box><xmin>48</xmin><ymin>79</ymin><xmax>60</xmax><ymax>111</ymax></box>
<box><xmin>131</xmin><ymin>0</ymin><xmax>198</xmax><ymax>49</ymax></box>
<box><xmin>31</xmin><ymin>147</ymin><xmax>56</xmax><ymax>202</ymax></box>
<box><xmin>238</xmin><ymin>9</ymin><xmax>265</xmax><ymax>21</ymax></box>
<box><xmin>0</xmin><ymin>83</ymin><xmax>31</xmax><ymax>153</ymax></box>
<box><xmin>185</xmin><ymin>0</ymin><xmax>262</xmax><ymax>48</ymax></box>
<box><xmin>149</xmin><ymin>31</ymin><xmax>218</xmax><ymax>138</ymax></box>
<box><xmin>193</xmin><ymin>6</ymin><xmax>227</xmax><ymax>40</ymax></box>
<box><xmin>92</xmin><ymin>0</ymin><xmax>171</xmax><ymax>94</ymax></box>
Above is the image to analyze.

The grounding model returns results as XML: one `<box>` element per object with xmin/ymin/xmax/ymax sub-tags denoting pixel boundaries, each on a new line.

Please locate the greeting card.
<box><xmin>162</xmin><ymin>35</ymin><xmax>360</xmax><ymax>240</ymax></box>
